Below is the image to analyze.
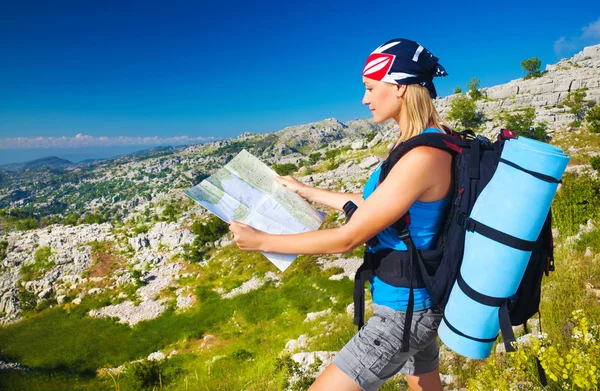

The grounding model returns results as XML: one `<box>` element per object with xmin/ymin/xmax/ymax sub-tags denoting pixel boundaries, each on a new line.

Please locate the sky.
<box><xmin>1</xmin><ymin>0</ymin><xmax>599</xmax><ymax>154</ymax></box>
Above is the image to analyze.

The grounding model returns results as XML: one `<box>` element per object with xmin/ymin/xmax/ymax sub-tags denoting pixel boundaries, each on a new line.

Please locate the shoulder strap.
<box><xmin>369</xmin><ymin>131</ymin><xmax>464</xmax><ymax>241</ymax></box>
<box><xmin>379</xmin><ymin>132</ymin><xmax>464</xmax><ymax>184</ymax></box>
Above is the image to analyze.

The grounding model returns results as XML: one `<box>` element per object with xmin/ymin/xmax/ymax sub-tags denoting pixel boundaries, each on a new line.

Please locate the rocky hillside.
<box><xmin>0</xmin><ymin>45</ymin><xmax>599</xmax><ymax>390</ymax></box>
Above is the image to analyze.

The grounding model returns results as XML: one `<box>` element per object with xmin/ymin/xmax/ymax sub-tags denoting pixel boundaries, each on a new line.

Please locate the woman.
<box><xmin>229</xmin><ymin>38</ymin><xmax>451</xmax><ymax>391</ymax></box>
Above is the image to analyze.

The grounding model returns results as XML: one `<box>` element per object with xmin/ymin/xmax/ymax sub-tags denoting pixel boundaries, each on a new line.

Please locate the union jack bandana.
<box><xmin>362</xmin><ymin>38</ymin><xmax>448</xmax><ymax>99</ymax></box>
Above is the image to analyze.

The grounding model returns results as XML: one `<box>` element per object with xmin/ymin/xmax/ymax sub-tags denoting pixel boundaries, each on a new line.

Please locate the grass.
<box><xmin>20</xmin><ymin>246</ymin><xmax>54</xmax><ymax>282</ymax></box>
<box><xmin>2</xmin><ymin>143</ymin><xmax>600</xmax><ymax>389</ymax></box>
<box><xmin>0</xmin><ymin>242</ymin><xmax>354</xmax><ymax>390</ymax></box>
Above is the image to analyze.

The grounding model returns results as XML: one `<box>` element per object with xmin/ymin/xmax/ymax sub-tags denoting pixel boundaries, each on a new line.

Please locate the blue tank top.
<box><xmin>362</xmin><ymin>128</ymin><xmax>450</xmax><ymax>311</ymax></box>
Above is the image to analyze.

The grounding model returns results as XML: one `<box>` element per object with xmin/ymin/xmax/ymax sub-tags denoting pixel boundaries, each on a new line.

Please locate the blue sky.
<box><xmin>1</xmin><ymin>0</ymin><xmax>599</xmax><ymax>148</ymax></box>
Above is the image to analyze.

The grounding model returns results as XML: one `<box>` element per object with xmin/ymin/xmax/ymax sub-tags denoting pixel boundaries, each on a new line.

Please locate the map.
<box><xmin>184</xmin><ymin>150</ymin><xmax>325</xmax><ymax>271</ymax></box>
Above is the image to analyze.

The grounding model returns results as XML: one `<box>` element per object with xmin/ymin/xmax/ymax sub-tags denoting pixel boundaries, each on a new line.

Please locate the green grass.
<box><xmin>0</xmin><ymin>243</ymin><xmax>354</xmax><ymax>390</ymax></box>
<box><xmin>3</xmin><ymin>158</ymin><xmax>600</xmax><ymax>389</ymax></box>
<box><xmin>20</xmin><ymin>246</ymin><xmax>54</xmax><ymax>282</ymax></box>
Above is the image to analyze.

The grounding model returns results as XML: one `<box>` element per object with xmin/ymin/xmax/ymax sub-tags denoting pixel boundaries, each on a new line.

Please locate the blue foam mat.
<box><xmin>438</xmin><ymin>137</ymin><xmax>569</xmax><ymax>359</ymax></box>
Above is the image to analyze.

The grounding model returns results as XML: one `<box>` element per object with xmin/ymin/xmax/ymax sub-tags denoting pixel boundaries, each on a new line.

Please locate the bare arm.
<box><xmin>301</xmin><ymin>187</ymin><xmax>364</xmax><ymax>211</ymax></box>
<box><xmin>275</xmin><ymin>176</ymin><xmax>364</xmax><ymax>211</ymax></box>
<box><xmin>231</xmin><ymin>147</ymin><xmax>451</xmax><ymax>254</ymax></box>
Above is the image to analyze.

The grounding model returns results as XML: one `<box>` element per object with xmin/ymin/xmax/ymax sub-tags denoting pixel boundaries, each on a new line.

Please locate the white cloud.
<box><xmin>553</xmin><ymin>36</ymin><xmax>579</xmax><ymax>58</ymax></box>
<box><xmin>553</xmin><ymin>17</ymin><xmax>600</xmax><ymax>58</ymax></box>
<box><xmin>0</xmin><ymin>134</ymin><xmax>217</xmax><ymax>149</ymax></box>
<box><xmin>582</xmin><ymin>18</ymin><xmax>600</xmax><ymax>39</ymax></box>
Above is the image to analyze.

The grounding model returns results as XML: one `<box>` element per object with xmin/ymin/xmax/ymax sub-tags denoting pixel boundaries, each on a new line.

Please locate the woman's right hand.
<box><xmin>274</xmin><ymin>175</ymin><xmax>309</xmax><ymax>199</ymax></box>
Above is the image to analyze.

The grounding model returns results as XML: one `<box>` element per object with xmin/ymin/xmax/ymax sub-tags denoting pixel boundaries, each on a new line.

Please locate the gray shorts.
<box><xmin>333</xmin><ymin>304</ymin><xmax>442</xmax><ymax>391</ymax></box>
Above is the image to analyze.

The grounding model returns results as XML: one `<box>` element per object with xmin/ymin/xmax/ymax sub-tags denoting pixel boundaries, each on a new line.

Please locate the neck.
<box><xmin>395</xmin><ymin>108</ymin><xmax>410</xmax><ymax>141</ymax></box>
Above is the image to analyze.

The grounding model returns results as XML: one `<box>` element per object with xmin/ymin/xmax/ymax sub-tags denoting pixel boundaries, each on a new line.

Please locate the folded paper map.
<box><xmin>184</xmin><ymin>150</ymin><xmax>325</xmax><ymax>271</ymax></box>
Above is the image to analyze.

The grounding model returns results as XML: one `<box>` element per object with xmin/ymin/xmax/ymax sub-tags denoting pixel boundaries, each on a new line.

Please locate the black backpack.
<box><xmin>345</xmin><ymin>128</ymin><xmax>556</xmax><ymax>356</ymax></box>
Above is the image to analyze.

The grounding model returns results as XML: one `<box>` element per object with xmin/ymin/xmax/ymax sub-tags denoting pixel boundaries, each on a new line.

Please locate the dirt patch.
<box><xmin>87</xmin><ymin>251</ymin><xmax>126</xmax><ymax>278</ymax></box>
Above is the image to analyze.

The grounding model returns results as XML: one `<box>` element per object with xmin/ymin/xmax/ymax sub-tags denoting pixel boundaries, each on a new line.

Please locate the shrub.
<box><xmin>132</xmin><ymin>224</ymin><xmax>149</xmax><ymax>235</ymax></box>
<box><xmin>524</xmin><ymin>123</ymin><xmax>549</xmax><ymax>141</ymax></box>
<box><xmin>552</xmin><ymin>173</ymin><xmax>600</xmax><ymax>236</ymax></box>
<box><xmin>18</xmin><ymin>289</ymin><xmax>37</xmax><ymax>311</ymax></box>
<box><xmin>591</xmin><ymin>156</ymin><xmax>600</xmax><ymax>172</ymax></box>
<box><xmin>162</xmin><ymin>203</ymin><xmax>178</xmax><ymax>222</ymax></box>
<box><xmin>308</xmin><ymin>152</ymin><xmax>322</xmax><ymax>164</ymax></box>
<box><xmin>563</xmin><ymin>88</ymin><xmax>593</xmax><ymax>127</ymax></box>
<box><xmin>273</xmin><ymin>163</ymin><xmax>299</xmax><ymax>176</ymax></box>
<box><xmin>447</xmin><ymin>94</ymin><xmax>483</xmax><ymax>130</ymax></box>
<box><xmin>61</xmin><ymin>212</ymin><xmax>80</xmax><ymax>226</ymax></box>
<box><xmin>468</xmin><ymin>310</ymin><xmax>599</xmax><ymax>390</ymax></box>
<box><xmin>276</xmin><ymin>354</ymin><xmax>323</xmax><ymax>390</ymax></box>
<box><xmin>499</xmin><ymin>107</ymin><xmax>535</xmax><ymax>134</ymax></box>
<box><xmin>21</xmin><ymin>246</ymin><xmax>54</xmax><ymax>282</ymax></box>
<box><xmin>16</xmin><ymin>217</ymin><xmax>38</xmax><ymax>231</ymax></box>
<box><xmin>0</xmin><ymin>240</ymin><xmax>7</xmax><ymax>261</ymax></box>
<box><xmin>454</xmin><ymin>86</ymin><xmax>462</xmax><ymax>94</ymax></box>
<box><xmin>82</xmin><ymin>213</ymin><xmax>105</xmax><ymax>225</ymax></box>
<box><xmin>498</xmin><ymin>107</ymin><xmax>548</xmax><ymax>141</ymax></box>
<box><xmin>231</xmin><ymin>349</ymin><xmax>254</xmax><ymax>361</ymax></box>
<box><xmin>187</xmin><ymin>216</ymin><xmax>229</xmax><ymax>261</ymax></box>
<box><xmin>34</xmin><ymin>246</ymin><xmax>52</xmax><ymax>264</ymax></box>
<box><xmin>467</xmin><ymin>77</ymin><xmax>482</xmax><ymax>100</ymax></box>
<box><xmin>122</xmin><ymin>359</ymin><xmax>162</xmax><ymax>390</ymax></box>
<box><xmin>365</xmin><ymin>131</ymin><xmax>377</xmax><ymax>143</ymax></box>
<box><xmin>584</xmin><ymin>104</ymin><xmax>600</xmax><ymax>134</ymax></box>
<box><xmin>521</xmin><ymin>57</ymin><xmax>542</xmax><ymax>79</ymax></box>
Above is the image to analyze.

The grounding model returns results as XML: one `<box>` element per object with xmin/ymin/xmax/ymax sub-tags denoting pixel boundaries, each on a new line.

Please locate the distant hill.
<box><xmin>0</xmin><ymin>156</ymin><xmax>73</xmax><ymax>172</ymax></box>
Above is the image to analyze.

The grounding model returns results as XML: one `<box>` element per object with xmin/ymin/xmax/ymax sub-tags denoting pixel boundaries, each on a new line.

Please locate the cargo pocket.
<box><xmin>365</xmin><ymin>315</ymin><xmax>402</xmax><ymax>375</ymax></box>
<box><xmin>413</xmin><ymin>309</ymin><xmax>443</xmax><ymax>349</ymax></box>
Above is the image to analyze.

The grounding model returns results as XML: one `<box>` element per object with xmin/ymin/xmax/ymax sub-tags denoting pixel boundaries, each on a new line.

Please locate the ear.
<box><xmin>396</xmin><ymin>84</ymin><xmax>407</xmax><ymax>98</ymax></box>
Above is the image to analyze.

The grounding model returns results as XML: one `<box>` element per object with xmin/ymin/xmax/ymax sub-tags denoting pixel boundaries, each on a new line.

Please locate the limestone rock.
<box><xmin>351</xmin><ymin>141</ymin><xmax>364</xmax><ymax>150</ymax></box>
<box><xmin>367</xmin><ymin>132</ymin><xmax>383</xmax><ymax>148</ymax></box>
<box><xmin>304</xmin><ymin>308</ymin><xmax>332</xmax><ymax>322</ymax></box>
<box><xmin>359</xmin><ymin>156</ymin><xmax>380</xmax><ymax>169</ymax></box>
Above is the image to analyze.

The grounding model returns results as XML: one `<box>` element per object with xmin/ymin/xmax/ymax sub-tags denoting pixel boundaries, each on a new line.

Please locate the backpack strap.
<box><xmin>464</xmin><ymin>218</ymin><xmax>537</xmax><ymax>251</ymax></box>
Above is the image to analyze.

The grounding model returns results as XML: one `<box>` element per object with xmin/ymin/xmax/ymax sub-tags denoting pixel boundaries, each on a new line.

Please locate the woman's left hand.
<box><xmin>229</xmin><ymin>220</ymin><xmax>266</xmax><ymax>251</ymax></box>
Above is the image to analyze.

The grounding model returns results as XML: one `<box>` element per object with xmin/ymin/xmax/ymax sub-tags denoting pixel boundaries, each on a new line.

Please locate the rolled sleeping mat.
<box><xmin>438</xmin><ymin>136</ymin><xmax>570</xmax><ymax>359</ymax></box>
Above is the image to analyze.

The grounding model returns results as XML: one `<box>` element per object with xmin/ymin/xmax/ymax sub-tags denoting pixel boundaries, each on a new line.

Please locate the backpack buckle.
<box><xmin>461</xmin><ymin>216</ymin><xmax>477</xmax><ymax>232</ymax></box>
<box><xmin>398</xmin><ymin>230</ymin><xmax>411</xmax><ymax>241</ymax></box>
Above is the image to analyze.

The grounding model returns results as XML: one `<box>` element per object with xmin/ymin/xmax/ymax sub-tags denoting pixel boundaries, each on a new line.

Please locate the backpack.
<box><xmin>344</xmin><ymin>128</ymin><xmax>555</xmax><ymax>357</ymax></box>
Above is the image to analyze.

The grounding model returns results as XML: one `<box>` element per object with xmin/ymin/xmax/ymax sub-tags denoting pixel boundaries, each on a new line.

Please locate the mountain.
<box><xmin>0</xmin><ymin>156</ymin><xmax>74</xmax><ymax>172</ymax></box>
<box><xmin>0</xmin><ymin>45</ymin><xmax>599</xmax><ymax>390</ymax></box>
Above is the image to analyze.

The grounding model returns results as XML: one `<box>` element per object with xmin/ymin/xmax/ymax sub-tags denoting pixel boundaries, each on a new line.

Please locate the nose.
<box><xmin>362</xmin><ymin>91</ymin><xmax>370</xmax><ymax>106</ymax></box>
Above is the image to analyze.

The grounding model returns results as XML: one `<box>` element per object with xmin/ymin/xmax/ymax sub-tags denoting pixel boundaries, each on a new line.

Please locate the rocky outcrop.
<box><xmin>128</xmin><ymin>222</ymin><xmax>195</xmax><ymax>252</ymax></box>
<box><xmin>88</xmin><ymin>262</ymin><xmax>181</xmax><ymax>326</ymax></box>
<box><xmin>435</xmin><ymin>44</ymin><xmax>600</xmax><ymax>137</ymax></box>
<box><xmin>0</xmin><ymin>223</ymin><xmax>114</xmax><ymax>324</ymax></box>
<box><xmin>221</xmin><ymin>271</ymin><xmax>281</xmax><ymax>299</ymax></box>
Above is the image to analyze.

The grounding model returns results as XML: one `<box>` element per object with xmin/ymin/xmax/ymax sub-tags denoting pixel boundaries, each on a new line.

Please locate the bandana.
<box><xmin>362</xmin><ymin>38</ymin><xmax>448</xmax><ymax>99</ymax></box>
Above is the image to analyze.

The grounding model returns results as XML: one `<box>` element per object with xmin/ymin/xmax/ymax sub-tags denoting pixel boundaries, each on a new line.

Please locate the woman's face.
<box><xmin>362</xmin><ymin>76</ymin><xmax>405</xmax><ymax>123</ymax></box>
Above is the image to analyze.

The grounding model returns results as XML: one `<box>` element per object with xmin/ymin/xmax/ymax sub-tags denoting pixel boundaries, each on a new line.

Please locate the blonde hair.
<box><xmin>396</xmin><ymin>84</ymin><xmax>445</xmax><ymax>143</ymax></box>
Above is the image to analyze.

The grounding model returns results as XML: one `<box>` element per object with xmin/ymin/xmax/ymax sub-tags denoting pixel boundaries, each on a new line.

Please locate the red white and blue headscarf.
<box><xmin>362</xmin><ymin>38</ymin><xmax>448</xmax><ymax>99</ymax></box>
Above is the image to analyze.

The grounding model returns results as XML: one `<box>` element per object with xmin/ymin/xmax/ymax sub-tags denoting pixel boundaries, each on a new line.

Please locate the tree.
<box><xmin>447</xmin><ymin>94</ymin><xmax>483</xmax><ymax>130</ymax></box>
<box><xmin>467</xmin><ymin>77</ymin><xmax>482</xmax><ymax>100</ymax></box>
<box><xmin>584</xmin><ymin>104</ymin><xmax>600</xmax><ymax>134</ymax></box>
<box><xmin>521</xmin><ymin>57</ymin><xmax>542</xmax><ymax>79</ymax></box>
<box><xmin>454</xmin><ymin>86</ymin><xmax>462</xmax><ymax>94</ymax></box>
